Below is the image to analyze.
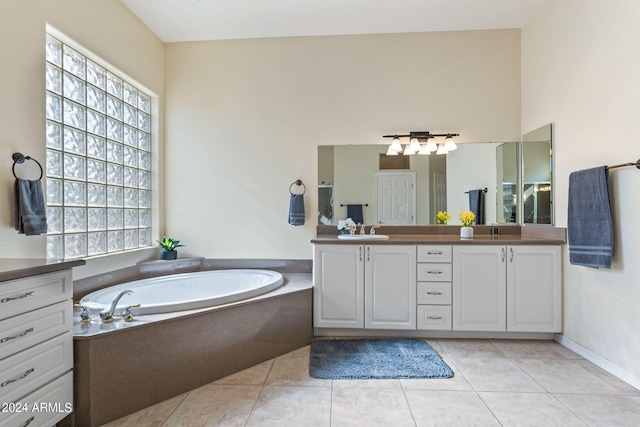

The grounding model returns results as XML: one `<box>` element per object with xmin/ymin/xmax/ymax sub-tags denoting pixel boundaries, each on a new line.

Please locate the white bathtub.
<box><xmin>79</xmin><ymin>269</ymin><xmax>284</xmax><ymax>315</ymax></box>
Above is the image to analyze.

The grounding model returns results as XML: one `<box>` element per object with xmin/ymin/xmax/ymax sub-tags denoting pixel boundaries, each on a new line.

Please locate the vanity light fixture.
<box><xmin>382</xmin><ymin>131</ymin><xmax>460</xmax><ymax>155</ymax></box>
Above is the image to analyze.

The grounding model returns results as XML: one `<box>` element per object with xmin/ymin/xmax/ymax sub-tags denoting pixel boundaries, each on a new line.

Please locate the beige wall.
<box><xmin>523</xmin><ymin>0</ymin><xmax>640</xmax><ymax>380</ymax></box>
<box><xmin>164</xmin><ymin>30</ymin><xmax>521</xmax><ymax>258</ymax></box>
<box><xmin>0</xmin><ymin>0</ymin><xmax>164</xmax><ymax>279</ymax></box>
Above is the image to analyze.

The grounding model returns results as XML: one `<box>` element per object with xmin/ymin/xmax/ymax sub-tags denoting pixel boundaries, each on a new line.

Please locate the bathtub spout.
<box><xmin>100</xmin><ymin>290</ymin><xmax>133</xmax><ymax>322</ymax></box>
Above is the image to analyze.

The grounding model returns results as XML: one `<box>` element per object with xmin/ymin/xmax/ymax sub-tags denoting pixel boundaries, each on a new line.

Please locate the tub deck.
<box><xmin>73</xmin><ymin>268</ymin><xmax>312</xmax><ymax>427</ymax></box>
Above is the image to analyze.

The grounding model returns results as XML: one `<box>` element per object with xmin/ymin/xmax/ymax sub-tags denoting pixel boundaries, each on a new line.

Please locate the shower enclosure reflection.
<box><xmin>522</xmin><ymin>124</ymin><xmax>553</xmax><ymax>225</ymax></box>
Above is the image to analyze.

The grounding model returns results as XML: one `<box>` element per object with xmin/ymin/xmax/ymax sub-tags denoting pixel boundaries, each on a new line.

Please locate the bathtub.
<box><xmin>79</xmin><ymin>269</ymin><xmax>284</xmax><ymax>315</ymax></box>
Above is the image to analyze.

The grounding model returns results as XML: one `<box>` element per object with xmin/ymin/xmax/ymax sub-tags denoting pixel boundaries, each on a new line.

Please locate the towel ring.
<box><xmin>289</xmin><ymin>179</ymin><xmax>306</xmax><ymax>195</ymax></box>
<box><xmin>12</xmin><ymin>153</ymin><xmax>43</xmax><ymax>181</ymax></box>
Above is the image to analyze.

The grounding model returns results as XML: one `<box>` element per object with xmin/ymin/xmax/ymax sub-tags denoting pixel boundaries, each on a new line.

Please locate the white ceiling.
<box><xmin>120</xmin><ymin>0</ymin><xmax>549</xmax><ymax>43</ymax></box>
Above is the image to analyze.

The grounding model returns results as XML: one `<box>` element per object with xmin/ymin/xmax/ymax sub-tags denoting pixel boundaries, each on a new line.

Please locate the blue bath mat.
<box><xmin>309</xmin><ymin>338</ymin><xmax>453</xmax><ymax>379</ymax></box>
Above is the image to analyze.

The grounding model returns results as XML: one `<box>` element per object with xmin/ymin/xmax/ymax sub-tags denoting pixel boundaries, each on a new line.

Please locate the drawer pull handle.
<box><xmin>427</xmin><ymin>251</ymin><xmax>443</xmax><ymax>255</ymax></box>
<box><xmin>426</xmin><ymin>291</ymin><xmax>443</xmax><ymax>295</ymax></box>
<box><xmin>1</xmin><ymin>367</ymin><xmax>35</xmax><ymax>388</ymax></box>
<box><xmin>1</xmin><ymin>327</ymin><xmax>35</xmax><ymax>344</ymax></box>
<box><xmin>427</xmin><ymin>270</ymin><xmax>443</xmax><ymax>274</ymax></box>
<box><xmin>21</xmin><ymin>416</ymin><xmax>35</xmax><ymax>427</ymax></box>
<box><xmin>1</xmin><ymin>291</ymin><xmax>35</xmax><ymax>303</ymax></box>
<box><xmin>427</xmin><ymin>316</ymin><xmax>443</xmax><ymax>320</ymax></box>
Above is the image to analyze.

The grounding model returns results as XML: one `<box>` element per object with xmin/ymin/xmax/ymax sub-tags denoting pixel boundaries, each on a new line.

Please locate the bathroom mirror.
<box><xmin>521</xmin><ymin>123</ymin><xmax>553</xmax><ymax>225</ymax></box>
<box><xmin>318</xmin><ymin>142</ymin><xmax>518</xmax><ymax>226</ymax></box>
<box><xmin>496</xmin><ymin>142</ymin><xmax>519</xmax><ymax>224</ymax></box>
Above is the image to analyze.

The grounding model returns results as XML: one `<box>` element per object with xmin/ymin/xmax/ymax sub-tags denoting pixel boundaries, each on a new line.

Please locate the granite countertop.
<box><xmin>0</xmin><ymin>258</ymin><xmax>86</xmax><ymax>282</ymax></box>
<box><xmin>311</xmin><ymin>233</ymin><xmax>565</xmax><ymax>245</ymax></box>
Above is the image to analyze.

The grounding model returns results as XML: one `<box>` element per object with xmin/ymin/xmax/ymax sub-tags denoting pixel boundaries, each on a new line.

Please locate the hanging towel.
<box><xmin>468</xmin><ymin>189</ymin><xmax>485</xmax><ymax>225</ymax></box>
<box><xmin>288</xmin><ymin>193</ymin><xmax>305</xmax><ymax>226</ymax></box>
<box><xmin>14</xmin><ymin>178</ymin><xmax>48</xmax><ymax>235</ymax></box>
<box><xmin>347</xmin><ymin>205</ymin><xmax>364</xmax><ymax>225</ymax></box>
<box><xmin>568</xmin><ymin>166</ymin><xmax>613</xmax><ymax>268</ymax></box>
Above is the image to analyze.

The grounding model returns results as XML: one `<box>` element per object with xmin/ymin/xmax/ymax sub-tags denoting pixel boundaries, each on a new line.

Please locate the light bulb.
<box><xmin>418</xmin><ymin>144</ymin><xmax>431</xmax><ymax>155</ymax></box>
<box><xmin>408</xmin><ymin>137</ymin><xmax>421</xmax><ymax>153</ymax></box>
<box><xmin>435</xmin><ymin>143</ymin><xmax>448</xmax><ymax>155</ymax></box>
<box><xmin>390</xmin><ymin>137</ymin><xmax>403</xmax><ymax>153</ymax></box>
<box><xmin>444</xmin><ymin>136</ymin><xmax>457</xmax><ymax>151</ymax></box>
<box><xmin>426</xmin><ymin>138</ymin><xmax>438</xmax><ymax>152</ymax></box>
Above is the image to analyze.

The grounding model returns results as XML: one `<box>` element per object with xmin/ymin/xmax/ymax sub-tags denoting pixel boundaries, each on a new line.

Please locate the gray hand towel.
<box><xmin>288</xmin><ymin>193</ymin><xmax>305</xmax><ymax>226</ymax></box>
<box><xmin>567</xmin><ymin>166</ymin><xmax>613</xmax><ymax>268</ymax></box>
<box><xmin>468</xmin><ymin>189</ymin><xmax>485</xmax><ymax>225</ymax></box>
<box><xmin>14</xmin><ymin>178</ymin><xmax>48</xmax><ymax>236</ymax></box>
<box><xmin>347</xmin><ymin>205</ymin><xmax>364</xmax><ymax>225</ymax></box>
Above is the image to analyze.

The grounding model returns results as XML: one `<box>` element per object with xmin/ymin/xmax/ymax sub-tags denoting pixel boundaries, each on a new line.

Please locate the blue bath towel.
<box><xmin>14</xmin><ymin>178</ymin><xmax>48</xmax><ymax>236</ymax></box>
<box><xmin>347</xmin><ymin>205</ymin><xmax>364</xmax><ymax>225</ymax></box>
<box><xmin>288</xmin><ymin>193</ymin><xmax>305</xmax><ymax>226</ymax></box>
<box><xmin>568</xmin><ymin>166</ymin><xmax>613</xmax><ymax>268</ymax></box>
<box><xmin>468</xmin><ymin>189</ymin><xmax>485</xmax><ymax>225</ymax></box>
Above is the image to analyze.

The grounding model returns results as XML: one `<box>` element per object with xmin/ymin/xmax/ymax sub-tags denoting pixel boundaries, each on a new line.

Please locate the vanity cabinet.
<box><xmin>0</xmin><ymin>270</ymin><xmax>74</xmax><ymax>427</ymax></box>
<box><xmin>313</xmin><ymin>244</ymin><xmax>416</xmax><ymax>329</ymax></box>
<box><xmin>452</xmin><ymin>245</ymin><xmax>561</xmax><ymax>332</ymax></box>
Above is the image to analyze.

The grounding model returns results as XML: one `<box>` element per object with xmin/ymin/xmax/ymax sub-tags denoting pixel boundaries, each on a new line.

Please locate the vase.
<box><xmin>460</xmin><ymin>226</ymin><xmax>474</xmax><ymax>239</ymax></box>
<box><xmin>160</xmin><ymin>250</ymin><xmax>177</xmax><ymax>260</ymax></box>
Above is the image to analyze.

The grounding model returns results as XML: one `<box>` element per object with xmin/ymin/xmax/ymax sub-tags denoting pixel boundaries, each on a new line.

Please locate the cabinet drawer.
<box><xmin>417</xmin><ymin>263</ymin><xmax>452</xmax><ymax>282</ymax></box>
<box><xmin>0</xmin><ymin>301</ymin><xmax>72</xmax><ymax>360</ymax></box>
<box><xmin>0</xmin><ymin>371</ymin><xmax>72</xmax><ymax>427</ymax></box>
<box><xmin>417</xmin><ymin>245</ymin><xmax>452</xmax><ymax>263</ymax></box>
<box><xmin>417</xmin><ymin>282</ymin><xmax>452</xmax><ymax>305</ymax></box>
<box><xmin>417</xmin><ymin>305</ymin><xmax>452</xmax><ymax>330</ymax></box>
<box><xmin>0</xmin><ymin>271</ymin><xmax>72</xmax><ymax>321</ymax></box>
<box><xmin>0</xmin><ymin>332</ymin><xmax>72</xmax><ymax>404</ymax></box>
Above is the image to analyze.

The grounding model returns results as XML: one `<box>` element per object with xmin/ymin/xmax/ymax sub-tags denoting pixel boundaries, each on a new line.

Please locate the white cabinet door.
<box><xmin>365</xmin><ymin>245</ymin><xmax>416</xmax><ymax>329</ymax></box>
<box><xmin>453</xmin><ymin>245</ymin><xmax>507</xmax><ymax>331</ymax></box>
<box><xmin>507</xmin><ymin>245</ymin><xmax>562</xmax><ymax>332</ymax></box>
<box><xmin>313</xmin><ymin>244</ymin><xmax>364</xmax><ymax>328</ymax></box>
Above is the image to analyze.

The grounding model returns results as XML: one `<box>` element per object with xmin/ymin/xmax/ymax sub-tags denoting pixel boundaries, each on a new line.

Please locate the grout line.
<box><xmin>160</xmin><ymin>391</ymin><xmax>190</xmax><ymax>427</ymax></box>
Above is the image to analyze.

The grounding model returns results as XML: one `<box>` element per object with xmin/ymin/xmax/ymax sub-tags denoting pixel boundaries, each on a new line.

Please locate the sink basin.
<box><xmin>337</xmin><ymin>234</ymin><xmax>389</xmax><ymax>240</ymax></box>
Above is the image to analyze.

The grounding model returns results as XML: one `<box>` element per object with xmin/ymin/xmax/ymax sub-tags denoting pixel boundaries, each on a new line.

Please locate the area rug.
<box><xmin>309</xmin><ymin>338</ymin><xmax>454</xmax><ymax>379</ymax></box>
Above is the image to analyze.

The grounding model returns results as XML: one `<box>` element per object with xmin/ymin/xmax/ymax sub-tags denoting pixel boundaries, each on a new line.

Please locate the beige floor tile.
<box><xmin>163</xmin><ymin>384</ymin><xmax>261</xmax><ymax>427</ymax></box>
<box><xmin>555</xmin><ymin>394</ymin><xmax>640</xmax><ymax>426</ymax></box>
<box><xmin>479</xmin><ymin>391</ymin><xmax>588</xmax><ymax>426</ymax></box>
<box><xmin>438</xmin><ymin>339</ymin><xmax>506</xmax><ymax>359</ymax></box>
<box><xmin>489</xmin><ymin>339</ymin><xmax>579</xmax><ymax>360</ymax></box>
<box><xmin>405</xmin><ymin>389</ymin><xmax>501</xmax><ymax>427</ymax></box>
<box><xmin>266</xmin><ymin>350</ymin><xmax>331</xmax><ymax>387</ymax></box>
<box><xmin>513</xmin><ymin>358</ymin><xmax>622</xmax><ymax>394</ymax></box>
<box><xmin>100</xmin><ymin>393</ymin><xmax>186</xmax><ymax>427</ymax></box>
<box><xmin>331</xmin><ymin>387</ymin><xmax>415</xmax><ymax>427</ymax></box>
<box><xmin>333</xmin><ymin>378</ymin><xmax>403</xmax><ymax>389</ymax></box>
<box><xmin>248</xmin><ymin>385</ymin><xmax>331</xmax><ymax>427</ymax></box>
<box><xmin>215</xmin><ymin>360</ymin><xmax>274</xmax><ymax>385</ymax></box>
<box><xmin>401</xmin><ymin>355</ymin><xmax>474</xmax><ymax>391</ymax></box>
<box><xmin>574</xmin><ymin>360</ymin><xmax>640</xmax><ymax>395</ymax></box>
<box><xmin>454</xmin><ymin>357</ymin><xmax>546</xmax><ymax>392</ymax></box>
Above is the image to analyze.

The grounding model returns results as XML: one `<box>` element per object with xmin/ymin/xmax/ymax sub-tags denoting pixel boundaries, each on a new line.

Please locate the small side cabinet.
<box><xmin>0</xmin><ymin>270</ymin><xmax>74</xmax><ymax>427</ymax></box>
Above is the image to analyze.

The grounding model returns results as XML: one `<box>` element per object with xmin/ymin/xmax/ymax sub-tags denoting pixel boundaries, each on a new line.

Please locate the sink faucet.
<box><xmin>100</xmin><ymin>290</ymin><xmax>133</xmax><ymax>322</ymax></box>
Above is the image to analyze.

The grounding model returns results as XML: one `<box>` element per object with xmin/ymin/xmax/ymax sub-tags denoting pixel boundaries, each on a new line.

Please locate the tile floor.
<box><xmin>103</xmin><ymin>339</ymin><xmax>640</xmax><ymax>426</ymax></box>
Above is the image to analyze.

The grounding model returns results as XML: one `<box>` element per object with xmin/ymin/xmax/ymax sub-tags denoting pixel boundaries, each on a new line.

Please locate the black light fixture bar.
<box><xmin>383</xmin><ymin>131</ymin><xmax>459</xmax><ymax>140</ymax></box>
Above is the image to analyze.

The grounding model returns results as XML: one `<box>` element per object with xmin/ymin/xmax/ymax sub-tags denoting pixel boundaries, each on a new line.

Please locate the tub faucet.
<box><xmin>100</xmin><ymin>290</ymin><xmax>133</xmax><ymax>322</ymax></box>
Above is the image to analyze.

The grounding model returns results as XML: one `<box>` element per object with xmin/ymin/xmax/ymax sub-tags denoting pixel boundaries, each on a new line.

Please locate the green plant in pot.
<box><xmin>157</xmin><ymin>237</ymin><xmax>184</xmax><ymax>260</ymax></box>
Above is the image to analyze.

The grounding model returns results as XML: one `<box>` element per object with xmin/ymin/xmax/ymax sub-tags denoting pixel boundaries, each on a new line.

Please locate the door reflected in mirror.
<box><xmin>522</xmin><ymin>123</ymin><xmax>553</xmax><ymax>225</ymax></box>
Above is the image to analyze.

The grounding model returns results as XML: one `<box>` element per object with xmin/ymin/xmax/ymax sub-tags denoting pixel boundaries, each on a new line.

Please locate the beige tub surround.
<box><xmin>72</xmin><ymin>259</ymin><xmax>313</xmax><ymax>427</ymax></box>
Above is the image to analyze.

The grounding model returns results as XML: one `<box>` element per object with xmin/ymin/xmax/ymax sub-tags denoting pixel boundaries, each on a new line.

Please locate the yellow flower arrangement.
<box><xmin>436</xmin><ymin>211</ymin><xmax>452</xmax><ymax>225</ymax></box>
<box><xmin>458</xmin><ymin>210</ymin><xmax>476</xmax><ymax>227</ymax></box>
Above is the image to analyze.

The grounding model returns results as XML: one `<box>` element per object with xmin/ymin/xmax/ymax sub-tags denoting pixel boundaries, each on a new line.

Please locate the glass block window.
<box><xmin>45</xmin><ymin>34</ymin><xmax>152</xmax><ymax>259</ymax></box>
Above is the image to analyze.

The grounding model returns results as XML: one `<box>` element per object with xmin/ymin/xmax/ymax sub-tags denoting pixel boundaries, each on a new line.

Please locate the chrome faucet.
<box><xmin>100</xmin><ymin>290</ymin><xmax>133</xmax><ymax>322</ymax></box>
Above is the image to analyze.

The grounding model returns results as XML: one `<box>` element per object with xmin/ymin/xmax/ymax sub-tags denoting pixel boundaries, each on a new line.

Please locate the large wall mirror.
<box><xmin>522</xmin><ymin>123</ymin><xmax>553</xmax><ymax>225</ymax></box>
<box><xmin>318</xmin><ymin>142</ymin><xmax>519</xmax><ymax>226</ymax></box>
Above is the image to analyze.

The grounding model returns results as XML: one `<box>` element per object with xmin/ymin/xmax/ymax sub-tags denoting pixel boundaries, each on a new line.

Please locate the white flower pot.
<box><xmin>460</xmin><ymin>226</ymin><xmax>474</xmax><ymax>239</ymax></box>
